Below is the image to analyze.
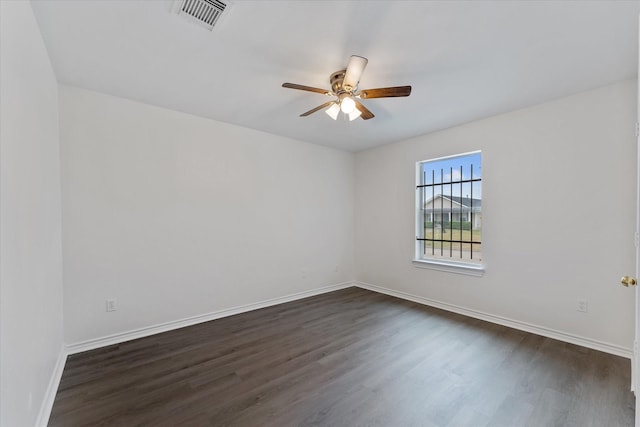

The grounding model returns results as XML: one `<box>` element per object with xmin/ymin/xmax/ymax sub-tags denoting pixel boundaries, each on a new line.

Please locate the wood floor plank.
<box><xmin>49</xmin><ymin>287</ymin><xmax>635</xmax><ymax>426</ymax></box>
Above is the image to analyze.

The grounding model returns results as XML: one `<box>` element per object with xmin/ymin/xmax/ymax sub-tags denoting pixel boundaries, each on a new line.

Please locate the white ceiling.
<box><xmin>32</xmin><ymin>0</ymin><xmax>640</xmax><ymax>152</ymax></box>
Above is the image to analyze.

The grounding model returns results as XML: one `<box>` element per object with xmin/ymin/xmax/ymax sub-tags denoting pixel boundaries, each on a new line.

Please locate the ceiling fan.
<box><xmin>282</xmin><ymin>55</ymin><xmax>412</xmax><ymax>121</ymax></box>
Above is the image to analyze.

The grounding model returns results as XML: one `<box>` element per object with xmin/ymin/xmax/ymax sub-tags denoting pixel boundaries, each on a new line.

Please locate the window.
<box><xmin>415</xmin><ymin>151</ymin><xmax>482</xmax><ymax>272</ymax></box>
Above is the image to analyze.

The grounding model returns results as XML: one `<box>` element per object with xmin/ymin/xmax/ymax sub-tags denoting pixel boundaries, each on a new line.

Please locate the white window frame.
<box><xmin>413</xmin><ymin>151</ymin><xmax>484</xmax><ymax>276</ymax></box>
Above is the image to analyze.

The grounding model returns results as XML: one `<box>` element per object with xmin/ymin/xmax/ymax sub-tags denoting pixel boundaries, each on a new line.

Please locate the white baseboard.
<box><xmin>66</xmin><ymin>280</ymin><xmax>632</xmax><ymax>359</ymax></box>
<box><xmin>36</xmin><ymin>345</ymin><xmax>67</xmax><ymax>427</ymax></box>
<box><xmin>355</xmin><ymin>281</ymin><xmax>633</xmax><ymax>359</ymax></box>
<box><xmin>66</xmin><ymin>281</ymin><xmax>355</xmax><ymax>355</ymax></box>
<box><xmin>42</xmin><ymin>279</ymin><xmax>631</xmax><ymax>427</ymax></box>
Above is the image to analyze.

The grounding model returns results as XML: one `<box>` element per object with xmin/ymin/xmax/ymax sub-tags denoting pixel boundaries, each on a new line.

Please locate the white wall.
<box><xmin>355</xmin><ymin>80</ymin><xmax>637</xmax><ymax>351</ymax></box>
<box><xmin>0</xmin><ymin>1</ymin><xmax>65</xmax><ymax>426</ymax></box>
<box><xmin>1</xmin><ymin>5</ymin><xmax>634</xmax><ymax>423</ymax></box>
<box><xmin>59</xmin><ymin>86</ymin><xmax>354</xmax><ymax>345</ymax></box>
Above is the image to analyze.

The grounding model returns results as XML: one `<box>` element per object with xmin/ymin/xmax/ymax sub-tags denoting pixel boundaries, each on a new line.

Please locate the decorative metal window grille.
<box><xmin>416</xmin><ymin>152</ymin><xmax>482</xmax><ymax>264</ymax></box>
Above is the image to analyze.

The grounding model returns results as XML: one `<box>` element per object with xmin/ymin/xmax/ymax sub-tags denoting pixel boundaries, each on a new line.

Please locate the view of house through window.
<box><xmin>416</xmin><ymin>151</ymin><xmax>482</xmax><ymax>264</ymax></box>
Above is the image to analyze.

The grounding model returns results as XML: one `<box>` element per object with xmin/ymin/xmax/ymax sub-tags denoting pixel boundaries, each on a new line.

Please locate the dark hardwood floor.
<box><xmin>49</xmin><ymin>287</ymin><xmax>635</xmax><ymax>426</ymax></box>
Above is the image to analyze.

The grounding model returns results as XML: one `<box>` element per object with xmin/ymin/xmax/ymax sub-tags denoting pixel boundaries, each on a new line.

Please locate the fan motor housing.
<box><xmin>330</xmin><ymin>69</ymin><xmax>351</xmax><ymax>94</ymax></box>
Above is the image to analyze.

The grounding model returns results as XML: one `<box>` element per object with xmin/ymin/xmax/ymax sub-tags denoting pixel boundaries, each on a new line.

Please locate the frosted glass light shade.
<box><xmin>340</xmin><ymin>97</ymin><xmax>356</xmax><ymax>114</ymax></box>
<box><xmin>348</xmin><ymin>109</ymin><xmax>362</xmax><ymax>121</ymax></box>
<box><xmin>325</xmin><ymin>103</ymin><xmax>340</xmax><ymax>120</ymax></box>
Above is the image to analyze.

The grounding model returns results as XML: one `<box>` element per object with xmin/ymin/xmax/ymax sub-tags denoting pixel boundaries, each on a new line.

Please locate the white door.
<box><xmin>635</xmin><ymin>15</ymin><xmax>640</xmax><ymax>427</ymax></box>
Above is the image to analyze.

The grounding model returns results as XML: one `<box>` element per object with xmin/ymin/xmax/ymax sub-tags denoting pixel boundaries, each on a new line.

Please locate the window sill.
<box><xmin>412</xmin><ymin>259</ymin><xmax>485</xmax><ymax>277</ymax></box>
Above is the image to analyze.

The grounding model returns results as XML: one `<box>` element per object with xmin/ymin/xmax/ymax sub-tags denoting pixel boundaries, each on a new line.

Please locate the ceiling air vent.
<box><xmin>176</xmin><ymin>0</ymin><xmax>228</xmax><ymax>31</ymax></box>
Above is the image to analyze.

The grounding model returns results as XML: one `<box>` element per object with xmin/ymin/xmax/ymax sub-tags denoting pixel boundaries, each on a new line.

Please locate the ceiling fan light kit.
<box><xmin>282</xmin><ymin>55</ymin><xmax>412</xmax><ymax>122</ymax></box>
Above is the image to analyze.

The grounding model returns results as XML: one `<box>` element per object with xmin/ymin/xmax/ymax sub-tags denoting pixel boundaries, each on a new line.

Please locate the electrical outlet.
<box><xmin>106</xmin><ymin>299</ymin><xmax>117</xmax><ymax>312</ymax></box>
<box><xmin>577</xmin><ymin>299</ymin><xmax>588</xmax><ymax>313</ymax></box>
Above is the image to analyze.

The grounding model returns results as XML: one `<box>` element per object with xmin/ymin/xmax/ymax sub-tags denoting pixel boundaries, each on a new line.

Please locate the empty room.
<box><xmin>2</xmin><ymin>1</ymin><xmax>640</xmax><ymax>426</ymax></box>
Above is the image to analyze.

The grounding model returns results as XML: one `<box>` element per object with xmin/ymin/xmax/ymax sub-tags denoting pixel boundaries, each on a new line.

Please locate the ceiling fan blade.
<box><xmin>282</xmin><ymin>83</ymin><xmax>332</xmax><ymax>96</ymax></box>
<box><xmin>343</xmin><ymin>55</ymin><xmax>368</xmax><ymax>90</ymax></box>
<box><xmin>300</xmin><ymin>101</ymin><xmax>335</xmax><ymax>117</ymax></box>
<box><xmin>358</xmin><ymin>86</ymin><xmax>412</xmax><ymax>99</ymax></box>
<box><xmin>354</xmin><ymin>100</ymin><xmax>375</xmax><ymax>120</ymax></box>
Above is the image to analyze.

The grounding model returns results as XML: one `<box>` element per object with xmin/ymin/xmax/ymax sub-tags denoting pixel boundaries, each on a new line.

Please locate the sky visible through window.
<box><xmin>420</xmin><ymin>151</ymin><xmax>481</xmax><ymax>200</ymax></box>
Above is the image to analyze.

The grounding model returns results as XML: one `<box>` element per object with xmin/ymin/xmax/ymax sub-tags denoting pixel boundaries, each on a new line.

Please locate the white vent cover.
<box><xmin>177</xmin><ymin>0</ymin><xmax>228</xmax><ymax>30</ymax></box>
